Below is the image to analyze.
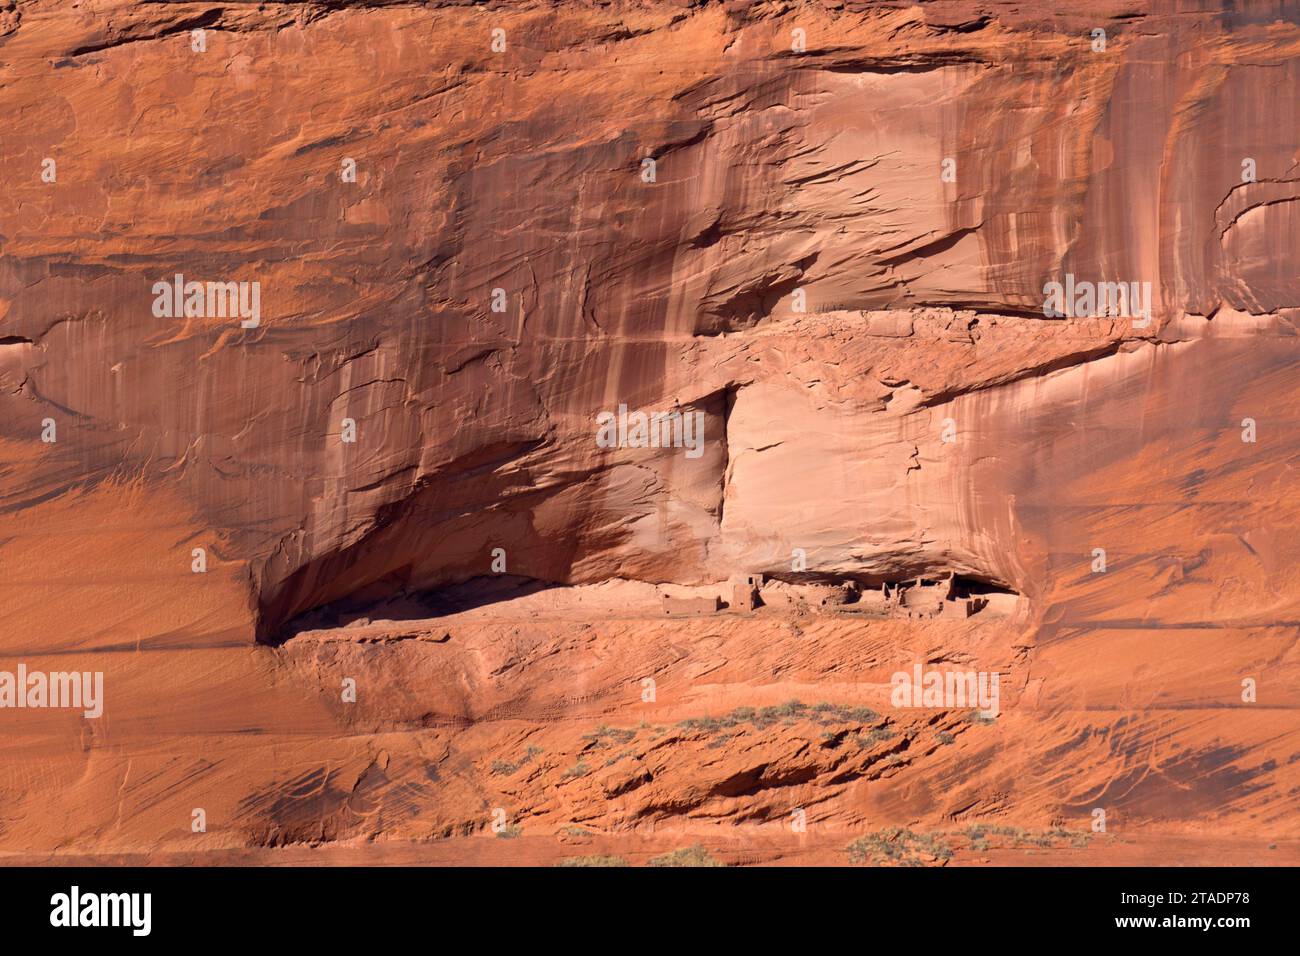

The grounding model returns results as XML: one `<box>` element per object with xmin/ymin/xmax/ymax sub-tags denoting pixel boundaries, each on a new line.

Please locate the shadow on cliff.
<box><xmin>270</xmin><ymin>575</ymin><xmax>556</xmax><ymax>645</ymax></box>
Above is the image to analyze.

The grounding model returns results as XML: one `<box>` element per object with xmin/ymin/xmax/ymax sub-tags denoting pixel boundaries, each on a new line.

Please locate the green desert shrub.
<box><xmin>648</xmin><ymin>844</ymin><xmax>725</xmax><ymax>867</ymax></box>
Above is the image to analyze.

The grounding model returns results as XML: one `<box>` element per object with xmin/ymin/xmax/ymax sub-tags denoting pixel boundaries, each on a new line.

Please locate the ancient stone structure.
<box><xmin>0</xmin><ymin>0</ymin><xmax>1295</xmax><ymax>868</ymax></box>
<box><xmin>660</xmin><ymin>594</ymin><xmax>723</xmax><ymax>617</ymax></box>
<box><xmin>731</xmin><ymin>575</ymin><xmax>762</xmax><ymax>613</ymax></box>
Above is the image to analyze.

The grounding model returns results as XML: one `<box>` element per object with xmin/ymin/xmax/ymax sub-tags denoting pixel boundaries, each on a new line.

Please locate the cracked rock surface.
<box><xmin>0</xmin><ymin>0</ymin><xmax>1296</xmax><ymax>864</ymax></box>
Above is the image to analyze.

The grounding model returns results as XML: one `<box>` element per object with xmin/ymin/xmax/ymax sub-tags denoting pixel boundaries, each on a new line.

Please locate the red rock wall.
<box><xmin>0</xmin><ymin>0</ymin><xmax>1296</xmax><ymax>862</ymax></box>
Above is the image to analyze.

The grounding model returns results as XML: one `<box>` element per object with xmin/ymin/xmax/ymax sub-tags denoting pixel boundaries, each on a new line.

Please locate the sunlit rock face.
<box><xmin>0</xmin><ymin>1</ymin><xmax>1296</xmax><ymax>863</ymax></box>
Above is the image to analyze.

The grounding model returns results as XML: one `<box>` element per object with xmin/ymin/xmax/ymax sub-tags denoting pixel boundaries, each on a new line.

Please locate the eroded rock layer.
<box><xmin>0</xmin><ymin>0</ymin><xmax>1297</xmax><ymax>864</ymax></box>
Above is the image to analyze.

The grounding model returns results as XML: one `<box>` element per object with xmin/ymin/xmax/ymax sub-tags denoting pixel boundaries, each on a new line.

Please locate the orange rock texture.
<box><xmin>0</xmin><ymin>0</ymin><xmax>1297</xmax><ymax>865</ymax></box>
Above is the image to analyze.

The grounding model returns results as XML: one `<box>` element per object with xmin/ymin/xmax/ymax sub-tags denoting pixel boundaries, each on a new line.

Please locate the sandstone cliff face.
<box><xmin>0</xmin><ymin>1</ymin><xmax>1297</xmax><ymax>864</ymax></box>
